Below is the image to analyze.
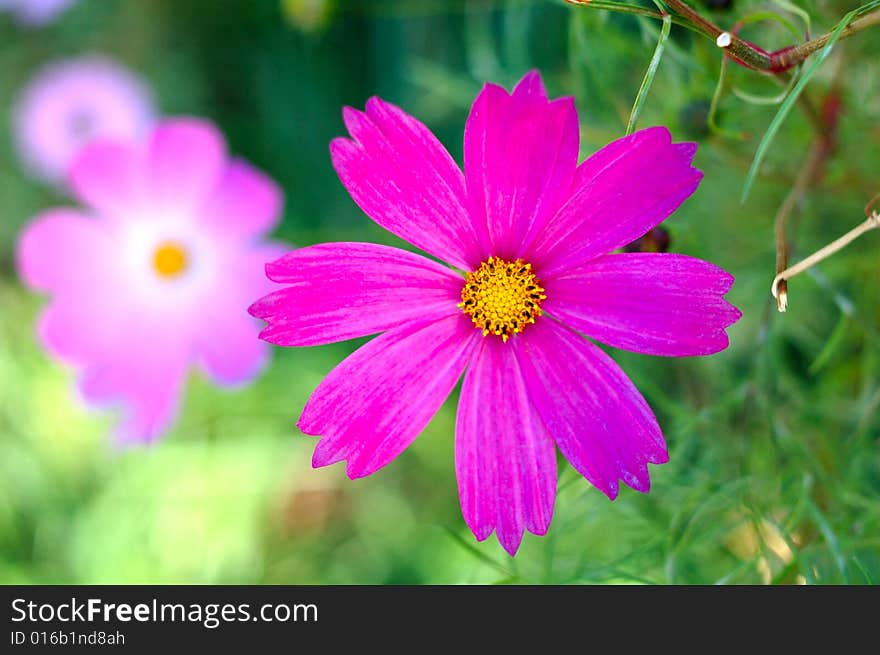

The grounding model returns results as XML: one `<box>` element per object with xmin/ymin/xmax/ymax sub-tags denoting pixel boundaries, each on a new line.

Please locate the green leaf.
<box><xmin>808</xmin><ymin>314</ymin><xmax>850</xmax><ymax>375</ymax></box>
<box><xmin>626</xmin><ymin>12</ymin><xmax>672</xmax><ymax>135</ymax></box>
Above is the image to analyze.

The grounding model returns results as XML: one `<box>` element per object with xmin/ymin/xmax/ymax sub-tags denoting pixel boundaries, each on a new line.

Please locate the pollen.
<box><xmin>459</xmin><ymin>256</ymin><xmax>547</xmax><ymax>342</ymax></box>
<box><xmin>152</xmin><ymin>241</ymin><xmax>189</xmax><ymax>278</ymax></box>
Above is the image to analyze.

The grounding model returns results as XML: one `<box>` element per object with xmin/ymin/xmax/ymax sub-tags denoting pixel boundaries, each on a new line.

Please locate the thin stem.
<box><xmin>771</xmin><ymin>213</ymin><xmax>879</xmax><ymax>312</ymax></box>
<box><xmin>773</xmin><ymin>85</ymin><xmax>840</xmax><ymax>310</ymax></box>
<box><xmin>772</xmin><ymin>142</ymin><xmax>823</xmax><ymax>311</ymax></box>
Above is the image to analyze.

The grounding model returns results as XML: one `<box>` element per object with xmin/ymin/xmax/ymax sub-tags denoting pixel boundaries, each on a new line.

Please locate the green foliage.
<box><xmin>0</xmin><ymin>0</ymin><xmax>878</xmax><ymax>584</ymax></box>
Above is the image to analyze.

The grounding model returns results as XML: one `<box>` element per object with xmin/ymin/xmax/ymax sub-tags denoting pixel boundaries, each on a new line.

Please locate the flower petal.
<box><xmin>195</xmin><ymin>244</ymin><xmax>286</xmax><ymax>385</ymax></box>
<box><xmin>41</xmin><ymin>292</ymin><xmax>190</xmax><ymax>444</ymax></box>
<box><xmin>514</xmin><ymin>319</ymin><xmax>668</xmax><ymax>499</ymax></box>
<box><xmin>196</xmin><ymin>310</ymin><xmax>268</xmax><ymax>385</ymax></box>
<box><xmin>464</xmin><ymin>70</ymin><xmax>579</xmax><ymax>259</ymax></box>
<box><xmin>531</xmin><ymin>126</ymin><xmax>702</xmax><ymax>277</ymax></box>
<box><xmin>455</xmin><ymin>337</ymin><xmax>557</xmax><ymax>556</ymax></box>
<box><xmin>78</xmin><ymin>343</ymin><xmax>188</xmax><ymax>445</ymax></box>
<box><xmin>68</xmin><ymin>139</ymin><xmax>144</xmax><ymax>219</ymax></box>
<box><xmin>250</xmin><ymin>242</ymin><xmax>463</xmax><ymax>347</ymax></box>
<box><xmin>544</xmin><ymin>253</ymin><xmax>741</xmax><ymax>356</ymax></box>
<box><xmin>330</xmin><ymin>97</ymin><xmax>478</xmax><ymax>270</ymax></box>
<box><xmin>301</xmin><ymin>314</ymin><xmax>478</xmax><ymax>479</ymax></box>
<box><xmin>197</xmin><ymin>158</ymin><xmax>283</xmax><ymax>239</ymax></box>
<box><xmin>16</xmin><ymin>209</ymin><xmax>114</xmax><ymax>293</ymax></box>
<box><xmin>147</xmin><ymin>118</ymin><xmax>227</xmax><ymax>213</ymax></box>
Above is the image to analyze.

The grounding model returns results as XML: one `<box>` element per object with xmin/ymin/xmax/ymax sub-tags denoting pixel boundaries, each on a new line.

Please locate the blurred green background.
<box><xmin>1</xmin><ymin>0</ymin><xmax>878</xmax><ymax>584</ymax></box>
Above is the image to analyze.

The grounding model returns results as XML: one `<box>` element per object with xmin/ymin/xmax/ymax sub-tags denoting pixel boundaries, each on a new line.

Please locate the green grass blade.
<box><xmin>805</xmin><ymin>498</ymin><xmax>850</xmax><ymax>583</ymax></box>
<box><xmin>740</xmin><ymin>2</ymin><xmax>880</xmax><ymax>203</ymax></box>
<box><xmin>808</xmin><ymin>314</ymin><xmax>850</xmax><ymax>375</ymax></box>
<box><xmin>626</xmin><ymin>12</ymin><xmax>672</xmax><ymax>135</ymax></box>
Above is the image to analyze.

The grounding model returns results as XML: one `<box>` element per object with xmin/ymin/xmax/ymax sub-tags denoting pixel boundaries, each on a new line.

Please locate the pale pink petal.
<box><xmin>330</xmin><ymin>97</ymin><xmax>478</xmax><ymax>270</ymax></box>
<box><xmin>544</xmin><ymin>253</ymin><xmax>741</xmax><ymax>356</ymax></box>
<box><xmin>301</xmin><ymin>314</ymin><xmax>479</xmax><ymax>479</ymax></box>
<box><xmin>515</xmin><ymin>319</ymin><xmax>668</xmax><ymax>499</ymax></box>
<box><xmin>531</xmin><ymin>127</ymin><xmax>702</xmax><ymax>277</ymax></box>
<box><xmin>250</xmin><ymin>242</ymin><xmax>463</xmax><ymax>346</ymax></box>
<box><xmin>36</xmin><ymin>282</ymin><xmax>188</xmax><ymax>444</ymax></box>
<box><xmin>11</xmin><ymin>56</ymin><xmax>154</xmax><ymax>185</ymax></box>
<box><xmin>79</xmin><ymin>345</ymin><xmax>188</xmax><ymax>445</ymax></box>
<box><xmin>455</xmin><ymin>337</ymin><xmax>557</xmax><ymax>556</ymax></box>
<box><xmin>67</xmin><ymin>140</ymin><xmax>144</xmax><ymax>218</ymax></box>
<box><xmin>36</xmin><ymin>285</ymin><xmax>190</xmax><ymax>444</ymax></box>
<box><xmin>16</xmin><ymin>209</ymin><xmax>113</xmax><ymax>293</ymax></box>
<box><xmin>147</xmin><ymin>118</ymin><xmax>226</xmax><ymax>213</ymax></box>
<box><xmin>197</xmin><ymin>159</ymin><xmax>282</xmax><ymax>239</ymax></box>
<box><xmin>196</xmin><ymin>309</ymin><xmax>268</xmax><ymax>385</ymax></box>
<box><xmin>195</xmin><ymin>243</ymin><xmax>287</xmax><ymax>385</ymax></box>
<box><xmin>464</xmin><ymin>70</ymin><xmax>579</xmax><ymax>259</ymax></box>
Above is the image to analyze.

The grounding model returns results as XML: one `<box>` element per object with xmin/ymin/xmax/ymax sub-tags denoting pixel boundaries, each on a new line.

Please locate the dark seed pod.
<box><xmin>623</xmin><ymin>227</ymin><xmax>670</xmax><ymax>253</ymax></box>
<box><xmin>678</xmin><ymin>99</ymin><xmax>712</xmax><ymax>139</ymax></box>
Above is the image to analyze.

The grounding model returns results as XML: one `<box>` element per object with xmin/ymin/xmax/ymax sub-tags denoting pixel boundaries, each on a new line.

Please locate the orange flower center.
<box><xmin>459</xmin><ymin>257</ymin><xmax>546</xmax><ymax>342</ymax></box>
<box><xmin>152</xmin><ymin>241</ymin><xmax>189</xmax><ymax>278</ymax></box>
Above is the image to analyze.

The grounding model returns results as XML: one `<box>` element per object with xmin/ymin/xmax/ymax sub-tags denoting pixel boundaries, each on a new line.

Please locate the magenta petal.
<box><xmin>515</xmin><ymin>319</ymin><xmax>668</xmax><ymax>499</ymax></box>
<box><xmin>544</xmin><ymin>253</ymin><xmax>741</xmax><ymax>356</ymax></box>
<box><xmin>300</xmin><ymin>314</ymin><xmax>478</xmax><ymax>479</ymax></box>
<box><xmin>464</xmin><ymin>71</ymin><xmax>579</xmax><ymax>259</ymax></box>
<box><xmin>330</xmin><ymin>97</ymin><xmax>479</xmax><ymax>270</ymax></box>
<box><xmin>198</xmin><ymin>159</ymin><xmax>282</xmax><ymax>239</ymax></box>
<box><xmin>532</xmin><ymin>126</ymin><xmax>703</xmax><ymax>277</ymax></box>
<box><xmin>455</xmin><ymin>337</ymin><xmax>557</xmax><ymax>556</ymax></box>
<box><xmin>147</xmin><ymin>118</ymin><xmax>226</xmax><ymax>213</ymax></box>
<box><xmin>250</xmin><ymin>242</ymin><xmax>463</xmax><ymax>346</ymax></box>
<box><xmin>68</xmin><ymin>140</ymin><xmax>143</xmax><ymax>218</ymax></box>
<box><xmin>16</xmin><ymin>209</ymin><xmax>112</xmax><ymax>293</ymax></box>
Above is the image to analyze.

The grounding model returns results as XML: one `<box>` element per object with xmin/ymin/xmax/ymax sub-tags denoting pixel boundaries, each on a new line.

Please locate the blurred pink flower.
<box><xmin>12</xmin><ymin>56</ymin><xmax>155</xmax><ymax>185</ymax></box>
<box><xmin>251</xmin><ymin>71</ymin><xmax>741</xmax><ymax>555</ymax></box>
<box><xmin>0</xmin><ymin>0</ymin><xmax>75</xmax><ymax>26</ymax></box>
<box><xmin>17</xmin><ymin>118</ymin><xmax>287</xmax><ymax>444</ymax></box>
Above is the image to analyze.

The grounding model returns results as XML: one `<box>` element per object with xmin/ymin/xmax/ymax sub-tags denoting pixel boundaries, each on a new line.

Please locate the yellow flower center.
<box><xmin>152</xmin><ymin>241</ymin><xmax>189</xmax><ymax>278</ymax></box>
<box><xmin>459</xmin><ymin>256</ymin><xmax>546</xmax><ymax>342</ymax></box>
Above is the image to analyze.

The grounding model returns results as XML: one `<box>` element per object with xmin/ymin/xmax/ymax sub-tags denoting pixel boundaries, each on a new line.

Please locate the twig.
<box><xmin>564</xmin><ymin>0</ymin><xmax>880</xmax><ymax>74</ymax></box>
<box><xmin>771</xmin><ymin>212</ymin><xmax>880</xmax><ymax>312</ymax></box>
<box><xmin>772</xmin><ymin>91</ymin><xmax>839</xmax><ymax>311</ymax></box>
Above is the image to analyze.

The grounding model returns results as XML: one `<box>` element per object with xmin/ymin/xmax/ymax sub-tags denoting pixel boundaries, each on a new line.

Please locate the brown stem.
<box><xmin>771</xmin><ymin>10</ymin><xmax>880</xmax><ymax>71</ymax></box>
<box><xmin>772</xmin><ymin>152</ymin><xmax>814</xmax><ymax>311</ymax></box>
<box><xmin>571</xmin><ymin>0</ymin><xmax>880</xmax><ymax>74</ymax></box>
<box><xmin>662</xmin><ymin>0</ymin><xmax>771</xmax><ymax>70</ymax></box>
<box><xmin>772</xmin><ymin>91</ymin><xmax>839</xmax><ymax>311</ymax></box>
<box><xmin>772</xmin><ymin>212</ymin><xmax>880</xmax><ymax>309</ymax></box>
<box><xmin>669</xmin><ymin>0</ymin><xmax>880</xmax><ymax>72</ymax></box>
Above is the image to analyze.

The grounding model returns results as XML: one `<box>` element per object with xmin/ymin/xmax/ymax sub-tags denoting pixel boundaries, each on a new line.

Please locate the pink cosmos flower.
<box><xmin>17</xmin><ymin>118</ymin><xmax>286</xmax><ymax>443</ymax></box>
<box><xmin>250</xmin><ymin>71</ymin><xmax>741</xmax><ymax>555</ymax></box>
<box><xmin>12</xmin><ymin>56</ymin><xmax>155</xmax><ymax>185</ymax></box>
<box><xmin>0</xmin><ymin>0</ymin><xmax>75</xmax><ymax>26</ymax></box>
